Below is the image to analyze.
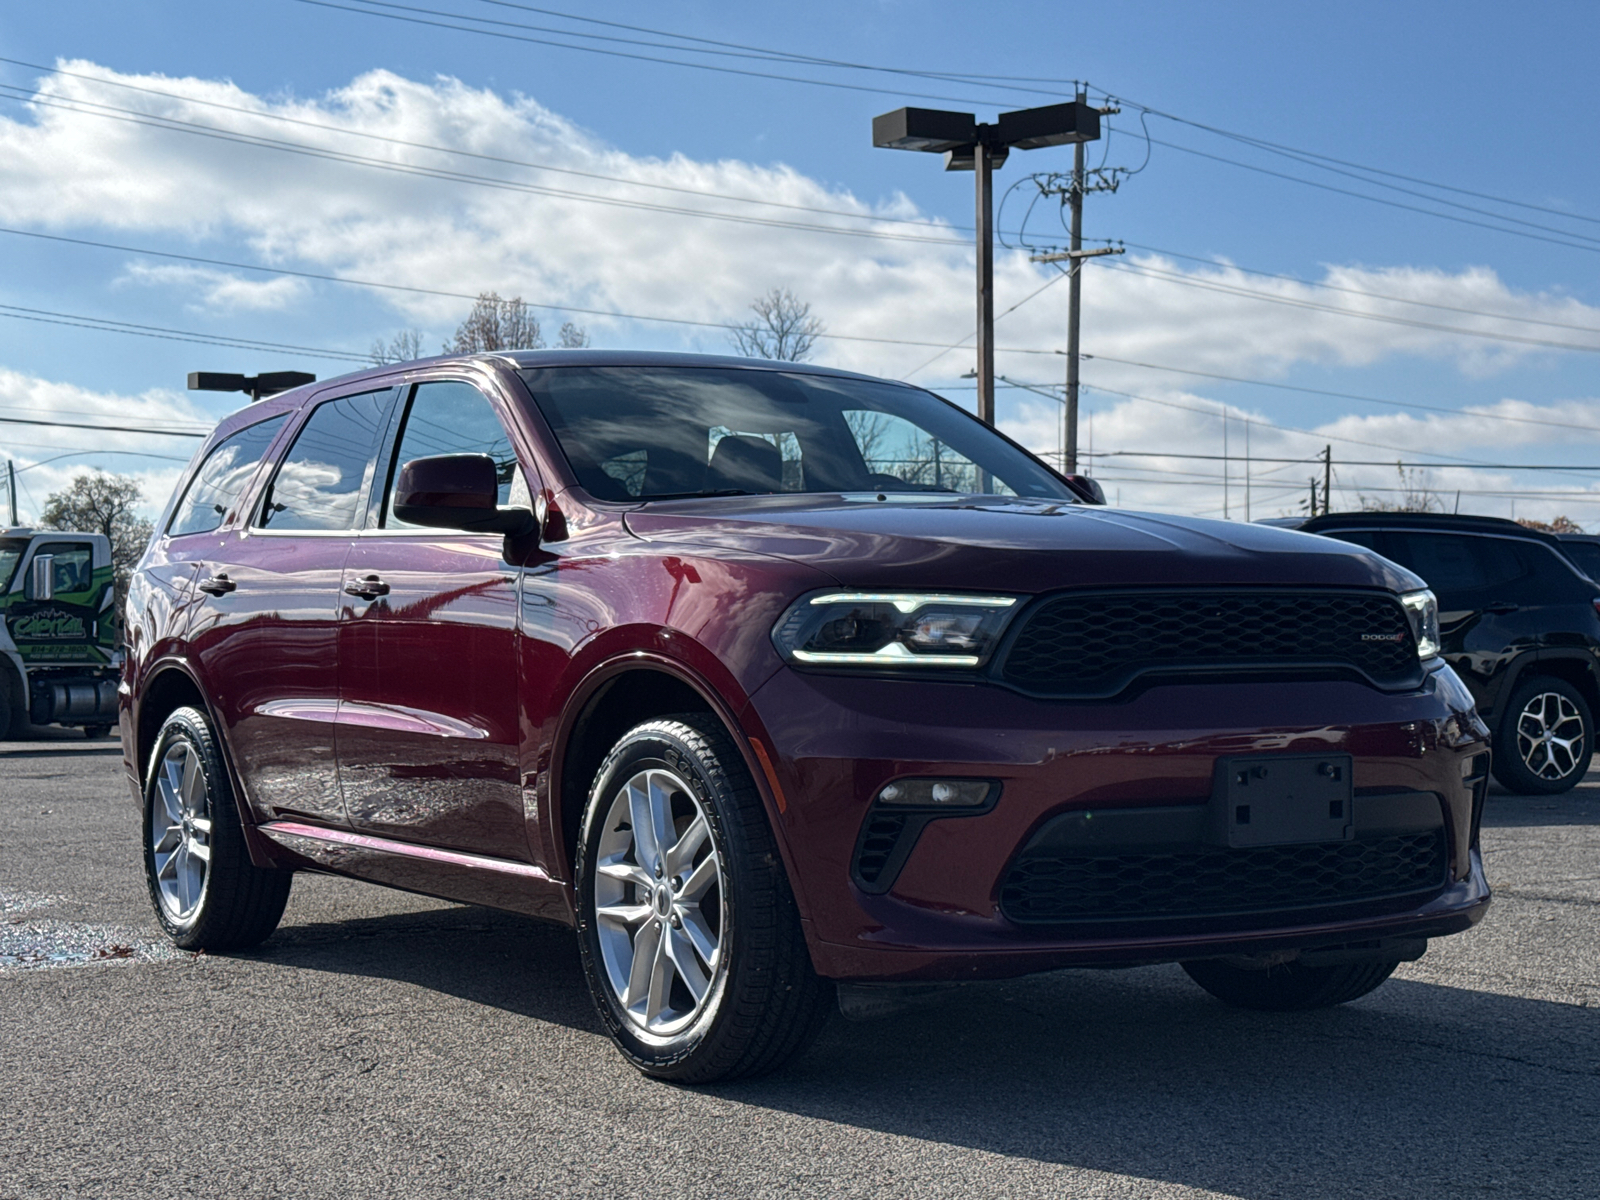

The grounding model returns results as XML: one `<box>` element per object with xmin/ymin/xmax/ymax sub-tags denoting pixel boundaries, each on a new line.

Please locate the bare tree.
<box><xmin>1357</xmin><ymin>464</ymin><xmax>1442</xmax><ymax>513</ymax></box>
<box><xmin>369</xmin><ymin>328</ymin><xmax>426</xmax><ymax>366</ymax></box>
<box><xmin>442</xmin><ymin>293</ymin><xmax>588</xmax><ymax>354</ymax></box>
<box><xmin>38</xmin><ymin>471</ymin><xmax>154</xmax><ymax>617</ymax></box>
<box><xmin>729</xmin><ymin>287</ymin><xmax>824</xmax><ymax>362</ymax></box>
<box><xmin>444</xmin><ymin>293</ymin><xmax>544</xmax><ymax>354</ymax></box>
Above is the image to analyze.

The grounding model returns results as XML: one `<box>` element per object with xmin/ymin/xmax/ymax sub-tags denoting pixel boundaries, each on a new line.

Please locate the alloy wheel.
<box><xmin>1515</xmin><ymin>690</ymin><xmax>1587</xmax><ymax>781</ymax></box>
<box><xmin>593</xmin><ymin>767</ymin><xmax>725</xmax><ymax>1038</ymax></box>
<box><xmin>150</xmin><ymin>740</ymin><xmax>212</xmax><ymax>921</ymax></box>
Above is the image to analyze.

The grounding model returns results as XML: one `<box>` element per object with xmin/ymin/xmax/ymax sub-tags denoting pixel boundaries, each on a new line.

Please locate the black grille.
<box><xmin>1000</xmin><ymin>830</ymin><xmax>1447</xmax><ymax>926</ymax></box>
<box><xmin>1000</xmin><ymin>590</ymin><xmax>1419</xmax><ymax>697</ymax></box>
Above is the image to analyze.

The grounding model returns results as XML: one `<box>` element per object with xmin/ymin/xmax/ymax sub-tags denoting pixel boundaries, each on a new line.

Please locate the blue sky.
<box><xmin>2</xmin><ymin>1</ymin><xmax>1598</xmax><ymax>520</ymax></box>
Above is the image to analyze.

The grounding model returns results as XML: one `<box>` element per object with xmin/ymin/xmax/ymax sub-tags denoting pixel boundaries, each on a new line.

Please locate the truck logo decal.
<box><xmin>13</xmin><ymin>610</ymin><xmax>88</xmax><ymax>640</ymax></box>
<box><xmin>1361</xmin><ymin>632</ymin><xmax>1406</xmax><ymax>642</ymax></box>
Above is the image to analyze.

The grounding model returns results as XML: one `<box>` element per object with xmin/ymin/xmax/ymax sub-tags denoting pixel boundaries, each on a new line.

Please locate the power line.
<box><xmin>1106</xmin><ymin>94</ymin><xmax>1600</xmax><ymax>230</ymax></box>
<box><xmin>0</xmin><ymin>228</ymin><xmax>1071</xmax><ymax>357</ymax></box>
<box><xmin>0</xmin><ymin>83</ymin><xmax>973</xmax><ymax>248</ymax></box>
<box><xmin>1079</xmin><ymin>353</ymin><xmax>1600</xmax><ymax>435</ymax></box>
<box><xmin>289</xmin><ymin>0</ymin><xmax>1038</xmax><ymax>108</ymax></box>
<box><xmin>1106</xmin><ymin>239</ymin><xmax>1600</xmax><ymax>337</ymax></box>
<box><xmin>1093</xmin><ymin>258</ymin><xmax>1600</xmax><ymax>354</ymax></box>
<box><xmin>0</xmin><ymin>411</ymin><xmax>207</xmax><ymax>438</ymax></box>
<box><xmin>0</xmin><ymin>56</ymin><xmax>994</xmax><ymax>238</ymax></box>
<box><xmin>1112</xmin><ymin>127</ymin><xmax>1600</xmax><ymax>257</ymax></box>
<box><xmin>0</xmin><ymin>302</ymin><xmax>370</xmax><ymax>363</ymax></box>
<box><xmin>1090</xmin><ymin>450</ymin><xmax>1600</xmax><ymax>471</ymax></box>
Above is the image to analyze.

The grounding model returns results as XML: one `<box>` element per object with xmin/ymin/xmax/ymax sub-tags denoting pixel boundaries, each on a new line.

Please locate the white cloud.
<box><xmin>118</xmin><ymin>263</ymin><xmax>309</xmax><ymax>311</ymax></box>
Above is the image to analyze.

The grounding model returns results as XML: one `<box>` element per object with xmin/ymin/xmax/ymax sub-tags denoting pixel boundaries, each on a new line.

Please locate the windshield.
<box><xmin>0</xmin><ymin>539</ymin><xmax>26</xmax><ymax>593</ymax></box>
<box><xmin>516</xmin><ymin>366</ymin><xmax>1075</xmax><ymax>502</ymax></box>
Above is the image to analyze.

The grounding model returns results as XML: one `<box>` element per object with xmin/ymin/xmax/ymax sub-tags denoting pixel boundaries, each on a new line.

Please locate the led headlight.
<box><xmin>1400</xmin><ymin>588</ymin><xmax>1441</xmax><ymax>660</ymax></box>
<box><xmin>772</xmin><ymin>591</ymin><xmax>1021</xmax><ymax>669</ymax></box>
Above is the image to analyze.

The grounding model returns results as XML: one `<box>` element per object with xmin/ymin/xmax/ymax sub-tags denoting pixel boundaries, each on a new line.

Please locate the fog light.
<box><xmin>875</xmin><ymin>779</ymin><xmax>995</xmax><ymax>807</ymax></box>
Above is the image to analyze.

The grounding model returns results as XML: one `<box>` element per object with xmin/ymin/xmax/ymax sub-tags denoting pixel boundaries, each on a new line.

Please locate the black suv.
<box><xmin>1300</xmin><ymin>512</ymin><xmax>1600</xmax><ymax>794</ymax></box>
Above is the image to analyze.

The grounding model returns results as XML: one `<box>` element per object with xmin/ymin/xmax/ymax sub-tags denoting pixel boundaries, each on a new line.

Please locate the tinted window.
<box><xmin>1322</xmin><ymin>529</ymin><xmax>1383</xmax><ymax>553</ymax></box>
<box><xmin>258</xmin><ymin>390</ymin><xmax>394</xmax><ymax>531</ymax></box>
<box><xmin>1384</xmin><ymin>532</ymin><xmax>1531</xmax><ymax>598</ymax></box>
<box><xmin>1561</xmin><ymin>541</ymin><xmax>1600</xmax><ymax>582</ymax></box>
<box><xmin>518</xmin><ymin>366</ymin><xmax>1073</xmax><ymax>502</ymax></box>
<box><xmin>168</xmin><ymin>415</ymin><xmax>287</xmax><ymax>537</ymax></box>
<box><xmin>382</xmin><ymin>381</ymin><xmax>523</xmax><ymax>528</ymax></box>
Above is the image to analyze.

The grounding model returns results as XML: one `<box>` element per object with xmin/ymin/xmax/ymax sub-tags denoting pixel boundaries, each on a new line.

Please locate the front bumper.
<box><xmin>745</xmin><ymin>663</ymin><xmax>1491</xmax><ymax>982</ymax></box>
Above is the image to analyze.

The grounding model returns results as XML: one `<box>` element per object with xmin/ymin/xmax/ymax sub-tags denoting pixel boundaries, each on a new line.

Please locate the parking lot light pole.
<box><xmin>188</xmin><ymin>370</ymin><xmax>316</xmax><ymax>403</ymax></box>
<box><xmin>873</xmin><ymin>102</ymin><xmax>1101</xmax><ymax>427</ymax></box>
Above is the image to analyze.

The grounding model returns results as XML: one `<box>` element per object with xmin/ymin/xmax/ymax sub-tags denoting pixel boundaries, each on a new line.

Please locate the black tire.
<box><xmin>0</xmin><ymin>668</ymin><xmax>25</xmax><ymax>739</ymax></box>
<box><xmin>574</xmin><ymin>714</ymin><xmax>832</xmax><ymax>1083</ymax></box>
<box><xmin>142</xmin><ymin>706</ymin><xmax>291</xmax><ymax>951</ymax></box>
<box><xmin>1182</xmin><ymin>957</ymin><xmax>1398</xmax><ymax>1010</ymax></box>
<box><xmin>1492</xmin><ymin>675</ymin><xmax>1594</xmax><ymax>795</ymax></box>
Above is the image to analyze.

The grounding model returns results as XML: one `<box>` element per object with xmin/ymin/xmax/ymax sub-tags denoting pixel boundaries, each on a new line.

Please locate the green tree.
<box><xmin>38</xmin><ymin>471</ymin><xmax>154</xmax><ymax>615</ymax></box>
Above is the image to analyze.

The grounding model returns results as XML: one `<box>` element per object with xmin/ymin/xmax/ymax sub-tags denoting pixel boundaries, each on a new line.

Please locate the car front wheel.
<box><xmin>574</xmin><ymin>715</ymin><xmax>831</xmax><ymax>1083</ymax></box>
<box><xmin>143</xmin><ymin>706</ymin><xmax>292</xmax><ymax>950</ymax></box>
<box><xmin>1493</xmin><ymin>676</ymin><xmax>1594</xmax><ymax>795</ymax></box>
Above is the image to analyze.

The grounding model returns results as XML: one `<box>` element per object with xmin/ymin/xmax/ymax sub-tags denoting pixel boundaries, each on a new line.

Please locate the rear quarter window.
<box><xmin>168</xmin><ymin>415</ymin><xmax>287</xmax><ymax>537</ymax></box>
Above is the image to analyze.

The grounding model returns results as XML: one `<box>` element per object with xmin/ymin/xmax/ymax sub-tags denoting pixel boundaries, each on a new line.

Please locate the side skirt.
<box><xmin>259</xmin><ymin>821</ymin><xmax>574</xmax><ymax>925</ymax></box>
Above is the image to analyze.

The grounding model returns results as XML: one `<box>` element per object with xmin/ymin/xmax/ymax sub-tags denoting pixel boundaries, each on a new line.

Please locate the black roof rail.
<box><xmin>1301</xmin><ymin>510</ymin><xmax>1563</xmax><ymax>545</ymax></box>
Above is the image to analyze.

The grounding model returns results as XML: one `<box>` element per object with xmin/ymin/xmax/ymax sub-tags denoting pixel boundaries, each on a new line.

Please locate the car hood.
<box><xmin>622</xmin><ymin>494</ymin><xmax>1426</xmax><ymax>594</ymax></box>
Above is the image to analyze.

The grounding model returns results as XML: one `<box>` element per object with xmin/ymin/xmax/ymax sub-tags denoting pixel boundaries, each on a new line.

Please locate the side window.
<box><xmin>35</xmin><ymin>542</ymin><xmax>94</xmax><ymax>597</ymax></box>
<box><xmin>257</xmin><ymin>390</ymin><xmax>394</xmax><ymax>531</ymax></box>
<box><xmin>1322</xmin><ymin>529</ymin><xmax>1383</xmax><ymax>553</ymax></box>
<box><xmin>1384</xmin><ymin>532</ymin><xmax>1530</xmax><ymax>601</ymax></box>
<box><xmin>382</xmin><ymin>381</ymin><xmax>526</xmax><ymax>528</ymax></box>
<box><xmin>168</xmin><ymin>415</ymin><xmax>287</xmax><ymax>537</ymax></box>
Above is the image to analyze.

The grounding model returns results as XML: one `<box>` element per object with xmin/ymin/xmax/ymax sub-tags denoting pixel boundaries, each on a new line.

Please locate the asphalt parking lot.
<box><xmin>1</xmin><ymin>731</ymin><xmax>1596</xmax><ymax>1200</ymax></box>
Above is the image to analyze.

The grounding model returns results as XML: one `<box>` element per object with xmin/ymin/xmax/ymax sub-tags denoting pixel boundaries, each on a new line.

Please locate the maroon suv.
<box><xmin>122</xmin><ymin>351</ymin><xmax>1491</xmax><ymax>1081</ymax></box>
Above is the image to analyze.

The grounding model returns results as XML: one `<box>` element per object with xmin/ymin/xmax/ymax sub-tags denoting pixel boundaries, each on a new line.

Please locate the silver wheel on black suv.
<box><xmin>1492</xmin><ymin>676</ymin><xmax>1594</xmax><ymax>795</ymax></box>
<box><xmin>574</xmin><ymin>714</ymin><xmax>832</xmax><ymax>1082</ymax></box>
<box><xmin>142</xmin><ymin>706</ymin><xmax>292</xmax><ymax>950</ymax></box>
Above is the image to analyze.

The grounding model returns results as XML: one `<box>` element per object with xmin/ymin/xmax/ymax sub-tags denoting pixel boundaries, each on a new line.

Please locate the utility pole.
<box><xmin>1027</xmin><ymin>92</ymin><xmax>1123</xmax><ymax>473</ymax></box>
<box><xmin>1310</xmin><ymin>477</ymin><xmax>1319</xmax><ymax>517</ymax></box>
<box><xmin>1064</xmin><ymin>102</ymin><xmax>1086</xmax><ymax>471</ymax></box>
<box><xmin>974</xmin><ymin>140</ymin><xmax>995</xmax><ymax>425</ymax></box>
<box><xmin>1323</xmin><ymin>445</ymin><xmax>1333</xmax><ymax>516</ymax></box>
<box><xmin>5</xmin><ymin>460</ymin><xmax>16</xmax><ymax>526</ymax></box>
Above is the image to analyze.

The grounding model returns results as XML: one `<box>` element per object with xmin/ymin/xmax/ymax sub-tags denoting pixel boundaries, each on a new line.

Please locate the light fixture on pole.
<box><xmin>872</xmin><ymin>102</ymin><xmax>1100</xmax><ymax>427</ymax></box>
<box><xmin>188</xmin><ymin>370</ymin><xmax>316</xmax><ymax>403</ymax></box>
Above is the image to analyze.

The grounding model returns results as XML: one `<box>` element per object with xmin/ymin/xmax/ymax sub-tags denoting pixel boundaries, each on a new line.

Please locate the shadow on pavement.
<box><xmin>244</xmin><ymin>903</ymin><xmax>1599</xmax><ymax>1198</ymax></box>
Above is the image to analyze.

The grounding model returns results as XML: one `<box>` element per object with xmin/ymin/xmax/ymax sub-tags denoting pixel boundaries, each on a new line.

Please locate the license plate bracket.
<box><xmin>1210</xmin><ymin>753</ymin><xmax>1354</xmax><ymax>848</ymax></box>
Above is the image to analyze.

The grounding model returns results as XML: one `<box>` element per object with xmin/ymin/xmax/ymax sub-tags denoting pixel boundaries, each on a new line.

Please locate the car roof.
<box><xmin>1300</xmin><ymin>511</ymin><xmax>1565</xmax><ymax>547</ymax></box>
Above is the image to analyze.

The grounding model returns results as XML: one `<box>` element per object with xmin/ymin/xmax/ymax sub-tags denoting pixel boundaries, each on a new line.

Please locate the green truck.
<box><xmin>0</xmin><ymin>528</ymin><xmax>121</xmax><ymax>738</ymax></box>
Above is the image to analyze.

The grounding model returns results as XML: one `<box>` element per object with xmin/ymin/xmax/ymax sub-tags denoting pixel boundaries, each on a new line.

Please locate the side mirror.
<box><xmin>393</xmin><ymin>454</ymin><xmax>536</xmax><ymax>535</ymax></box>
<box><xmin>1063</xmin><ymin>473</ymin><xmax>1107</xmax><ymax>505</ymax></box>
<box><xmin>27</xmin><ymin>554</ymin><xmax>54</xmax><ymax>601</ymax></box>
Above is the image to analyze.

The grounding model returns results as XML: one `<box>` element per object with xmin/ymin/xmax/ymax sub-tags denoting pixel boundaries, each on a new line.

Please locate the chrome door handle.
<box><xmin>343</xmin><ymin>575</ymin><xmax>391</xmax><ymax>600</ymax></box>
<box><xmin>197</xmin><ymin>573</ymin><xmax>236</xmax><ymax>596</ymax></box>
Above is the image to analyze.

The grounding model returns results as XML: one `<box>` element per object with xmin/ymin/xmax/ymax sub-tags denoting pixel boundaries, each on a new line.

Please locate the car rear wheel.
<box><xmin>143</xmin><ymin>706</ymin><xmax>291</xmax><ymax>951</ymax></box>
<box><xmin>1492</xmin><ymin>676</ymin><xmax>1593</xmax><ymax>795</ymax></box>
<box><xmin>1184</xmin><ymin>960</ymin><xmax>1395</xmax><ymax>1017</ymax></box>
<box><xmin>1182</xmin><ymin>958</ymin><xmax>1398</xmax><ymax>1010</ymax></box>
<box><xmin>574</xmin><ymin>714</ymin><xmax>832</xmax><ymax>1083</ymax></box>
